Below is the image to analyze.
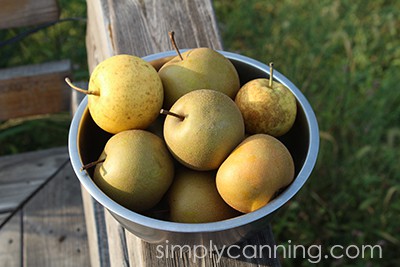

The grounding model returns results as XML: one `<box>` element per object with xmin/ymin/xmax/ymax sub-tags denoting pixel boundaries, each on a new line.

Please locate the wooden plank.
<box><xmin>22</xmin><ymin>161</ymin><xmax>89</xmax><ymax>267</ymax></box>
<box><xmin>104</xmin><ymin>210</ymin><xmax>129</xmax><ymax>267</ymax></box>
<box><xmin>0</xmin><ymin>147</ymin><xmax>69</xmax><ymax>220</ymax></box>
<box><xmin>83</xmin><ymin>1</ymin><xmax>118</xmax><ymax>265</ymax></box>
<box><xmin>80</xmin><ymin>188</ymin><xmax>110</xmax><ymax>267</ymax></box>
<box><xmin>0</xmin><ymin>60</ymin><xmax>72</xmax><ymax>120</ymax></box>
<box><xmin>85</xmin><ymin>0</ymin><xmax>223</xmax><ymax>68</ymax></box>
<box><xmin>0</xmin><ymin>211</ymin><xmax>21</xmax><ymax>267</ymax></box>
<box><xmin>106</xmin><ymin>0</ymin><xmax>223</xmax><ymax>57</ymax></box>
<box><xmin>70</xmin><ymin>81</ymin><xmax>110</xmax><ymax>267</ymax></box>
<box><xmin>0</xmin><ymin>0</ymin><xmax>60</xmax><ymax>29</ymax></box>
<box><xmin>0</xmin><ymin>212</ymin><xmax>12</xmax><ymax>226</ymax></box>
<box><xmin>124</xmin><ymin>226</ymin><xmax>280</xmax><ymax>266</ymax></box>
<box><xmin>85</xmin><ymin>0</ymin><xmax>114</xmax><ymax>73</ymax></box>
<box><xmin>125</xmin><ymin>231</ymin><xmax>145</xmax><ymax>267</ymax></box>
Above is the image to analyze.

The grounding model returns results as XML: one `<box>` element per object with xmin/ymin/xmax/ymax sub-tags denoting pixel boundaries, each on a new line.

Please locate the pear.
<box><xmin>92</xmin><ymin>130</ymin><xmax>174</xmax><ymax>213</ymax></box>
<box><xmin>168</xmin><ymin>168</ymin><xmax>239</xmax><ymax>223</ymax></box>
<box><xmin>216</xmin><ymin>134</ymin><xmax>295</xmax><ymax>213</ymax></box>
<box><xmin>66</xmin><ymin>54</ymin><xmax>163</xmax><ymax>134</ymax></box>
<box><xmin>162</xmin><ymin>89</ymin><xmax>245</xmax><ymax>171</ymax></box>
<box><xmin>235</xmin><ymin>63</ymin><xmax>297</xmax><ymax>137</ymax></box>
<box><xmin>158</xmin><ymin>32</ymin><xmax>240</xmax><ymax>108</ymax></box>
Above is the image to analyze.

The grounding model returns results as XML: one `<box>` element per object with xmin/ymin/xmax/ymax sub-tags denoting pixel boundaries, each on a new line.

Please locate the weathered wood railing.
<box><xmin>83</xmin><ymin>0</ymin><xmax>281</xmax><ymax>266</ymax></box>
<box><xmin>0</xmin><ymin>1</ymin><xmax>282</xmax><ymax>266</ymax></box>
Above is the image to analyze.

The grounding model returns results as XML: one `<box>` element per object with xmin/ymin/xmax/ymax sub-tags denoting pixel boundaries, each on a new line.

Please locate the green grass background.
<box><xmin>1</xmin><ymin>0</ymin><xmax>399</xmax><ymax>266</ymax></box>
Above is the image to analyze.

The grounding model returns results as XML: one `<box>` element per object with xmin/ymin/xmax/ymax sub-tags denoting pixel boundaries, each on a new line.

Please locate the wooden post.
<box><xmin>84</xmin><ymin>0</ymin><xmax>281</xmax><ymax>266</ymax></box>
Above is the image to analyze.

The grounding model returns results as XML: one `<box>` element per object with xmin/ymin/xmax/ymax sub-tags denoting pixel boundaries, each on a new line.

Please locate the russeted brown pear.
<box><xmin>162</xmin><ymin>89</ymin><xmax>245</xmax><ymax>171</ymax></box>
<box><xmin>92</xmin><ymin>130</ymin><xmax>174</xmax><ymax>213</ymax></box>
<box><xmin>235</xmin><ymin>63</ymin><xmax>297</xmax><ymax>137</ymax></box>
<box><xmin>66</xmin><ymin>54</ymin><xmax>163</xmax><ymax>134</ymax></box>
<box><xmin>216</xmin><ymin>134</ymin><xmax>295</xmax><ymax>213</ymax></box>
<box><xmin>168</xmin><ymin>168</ymin><xmax>239</xmax><ymax>223</ymax></box>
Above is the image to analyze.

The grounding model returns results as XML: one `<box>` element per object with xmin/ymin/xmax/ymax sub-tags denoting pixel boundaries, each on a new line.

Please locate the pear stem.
<box><xmin>80</xmin><ymin>158</ymin><xmax>105</xmax><ymax>171</ymax></box>
<box><xmin>168</xmin><ymin>31</ymin><xmax>183</xmax><ymax>61</ymax></box>
<box><xmin>65</xmin><ymin>77</ymin><xmax>100</xmax><ymax>96</ymax></box>
<box><xmin>269</xmin><ymin>62</ymin><xmax>274</xmax><ymax>88</ymax></box>
<box><xmin>160</xmin><ymin>109</ymin><xmax>185</xmax><ymax>121</ymax></box>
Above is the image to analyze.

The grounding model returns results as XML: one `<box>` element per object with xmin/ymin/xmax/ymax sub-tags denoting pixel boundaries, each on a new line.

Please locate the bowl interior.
<box><xmin>72</xmin><ymin>51</ymin><xmax>318</xmax><ymax>233</ymax></box>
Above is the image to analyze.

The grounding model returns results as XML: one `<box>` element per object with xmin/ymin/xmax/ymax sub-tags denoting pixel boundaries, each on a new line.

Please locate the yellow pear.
<box><xmin>168</xmin><ymin>168</ymin><xmax>240</xmax><ymax>223</ymax></box>
<box><xmin>92</xmin><ymin>130</ymin><xmax>174</xmax><ymax>212</ymax></box>
<box><xmin>66</xmin><ymin>54</ymin><xmax>163</xmax><ymax>134</ymax></box>
<box><xmin>216</xmin><ymin>134</ymin><xmax>295</xmax><ymax>213</ymax></box>
<box><xmin>162</xmin><ymin>89</ymin><xmax>245</xmax><ymax>171</ymax></box>
<box><xmin>235</xmin><ymin>63</ymin><xmax>297</xmax><ymax>136</ymax></box>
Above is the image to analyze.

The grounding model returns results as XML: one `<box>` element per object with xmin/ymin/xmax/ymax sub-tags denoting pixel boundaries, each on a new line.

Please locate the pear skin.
<box><xmin>216</xmin><ymin>134</ymin><xmax>295</xmax><ymax>213</ymax></box>
<box><xmin>235</xmin><ymin>78</ymin><xmax>297</xmax><ymax>136</ymax></box>
<box><xmin>159</xmin><ymin>48</ymin><xmax>240</xmax><ymax>108</ymax></box>
<box><xmin>163</xmin><ymin>89</ymin><xmax>245</xmax><ymax>171</ymax></box>
<box><xmin>87</xmin><ymin>55</ymin><xmax>164</xmax><ymax>134</ymax></box>
<box><xmin>168</xmin><ymin>168</ymin><xmax>240</xmax><ymax>223</ymax></box>
<box><xmin>93</xmin><ymin>130</ymin><xmax>174</xmax><ymax>212</ymax></box>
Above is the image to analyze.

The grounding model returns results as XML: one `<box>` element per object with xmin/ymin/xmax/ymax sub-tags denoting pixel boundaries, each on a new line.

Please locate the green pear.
<box><xmin>162</xmin><ymin>89</ymin><xmax>245</xmax><ymax>171</ymax></box>
<box><xmin>158</xmin><ymin>32</ymin><xmax>240</xmax><ymax>108</ymax></box>
<box><xmin>235</xmin><ymin>63</ymin><xmax>297</xmax><ymax>137</ymax></box>
<box><xmin>216</xmin><ymin>134</ymin><xmax>295</xmax><ymax>213</ymax></box>
<box><xmin>168</xmin><ymin>167</ymin><xmax>240</xmax><ymax>223</ymax></box>
<box><xmin>92</xmin><ymin>130</ymin><xmax>174</xmax><ymax>213</ymax></box>
<box><xmin>66</xmin><ymin>54</ymin><xmax>163</xmax><ymax>134</ymax></box>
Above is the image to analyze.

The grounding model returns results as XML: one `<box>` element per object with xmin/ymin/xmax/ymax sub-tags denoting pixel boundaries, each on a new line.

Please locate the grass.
<box><xmin>1</xmin><ymin>0</ymin><xmax>399</xmax><ymax>266</ymax></box>
<box><xmin>214</xmin><ymin>1</ymin><xmax>400</xmax><ymax>266</ymax></box>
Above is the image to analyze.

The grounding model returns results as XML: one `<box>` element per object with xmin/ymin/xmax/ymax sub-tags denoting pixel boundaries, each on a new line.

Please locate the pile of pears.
<box><xmin>68</xmin><ymin>32</ymin><xmax>298</xmax><ymax>223</ymax></box>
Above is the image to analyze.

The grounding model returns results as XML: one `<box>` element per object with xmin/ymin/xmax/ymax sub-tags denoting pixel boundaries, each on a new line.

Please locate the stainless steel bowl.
<box><xmin>68</xmin><ymin>50</ymin><xmax>319</xmax><ymax>247</ymax></box>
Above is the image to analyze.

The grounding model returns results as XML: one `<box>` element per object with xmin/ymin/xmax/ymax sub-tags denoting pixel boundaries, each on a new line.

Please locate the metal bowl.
<box><xmin>68</xmin><ymin>50</ymin><xmax>319</xmax><ymax>247</ymax></box>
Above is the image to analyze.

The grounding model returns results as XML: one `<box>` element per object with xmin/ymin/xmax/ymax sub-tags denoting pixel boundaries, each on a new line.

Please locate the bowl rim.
<box><xmin>68</xmin><ymin>50</ymin><xmax>319</xmax><ymax>233</ymax></box>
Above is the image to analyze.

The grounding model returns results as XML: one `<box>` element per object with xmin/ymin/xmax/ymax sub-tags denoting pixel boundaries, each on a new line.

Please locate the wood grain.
<box><xmin>0</xmin><ymin>0</ymin><xmax>59</xmax><ymax>29</ymax></box>
<box><xmin>104</xmin><ymin>210</ymin><xmax>129</xmax><ymax>267</ymax></box>
<box><xmin>107</xmin><ymin>0</ymin><xmax>223</xmax><ymax>57</ymax></box>
<box><xmin>0</xmin><ymin>60</ymin><xmax>72</xmax><ymax>120</ymax></box>
<box><xmin>70</xmin><ymin>80</ymin><xmax>110</xmax><ymax>267</ymax></box>
<box><xmin>0</xmin><ymin>211</ymin><xmax>21</xmax><ymax>267</ymax></box>
<box><xmin>86</xmin><ymin>0</ymin><xmax>114</xmax><ymax>72</ymax></box>
<box><xmin>0</xmin><ymin>149</ymin><xmax>91</xmax><ymax>267</ymax></box>
<box><xmin>123</xmin><ymin>226</ymin><xmax>280</xmax><ymax>266</ymax></box>
<box><xmin>80</xmin><ymin>188</ymin><xmax>110</xmax><ymax>267</ymax></box>
<box><xmin>22</xmin><ymin>161</ymin><xmax>89</xmax><ymax>267</ymax></box>
<box><xmin>86</xmin><ymin>0</ymin><xmax>223</xmax><ymax>67</ymax></box>
<box><xmin>0</xmin><ymin>147</ymin><xmax>69</xmax><ymax>225</ymax></box>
